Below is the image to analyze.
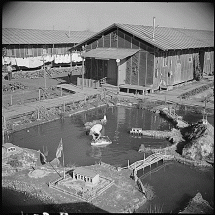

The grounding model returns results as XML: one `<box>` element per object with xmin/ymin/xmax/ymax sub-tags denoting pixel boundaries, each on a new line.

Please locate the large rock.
<box><xmin>182</xmin><ymin>121</ymin><xmax>214</xmax><ymax>161</ymax></box>
<box><xmin>180</xmin><ymin>192</ymin><xmax>214</xmax><ymax>214</ymax></box>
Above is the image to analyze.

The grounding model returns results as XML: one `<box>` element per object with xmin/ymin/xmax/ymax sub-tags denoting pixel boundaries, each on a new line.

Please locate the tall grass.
<box><xmin>147</xmin><ymin>203</ymin><xmax>164</xmax><ymax>213</ymax></box>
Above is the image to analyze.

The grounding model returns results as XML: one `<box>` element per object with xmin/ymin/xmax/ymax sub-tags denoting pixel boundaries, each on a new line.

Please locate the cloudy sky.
<box><xmin>2</xmin><ymin>2</ymin><xmax>214</xmax><ymax>32</ymax></box>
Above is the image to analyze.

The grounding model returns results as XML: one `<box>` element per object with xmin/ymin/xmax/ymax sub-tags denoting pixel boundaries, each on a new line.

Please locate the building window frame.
<box><xmin>207</xmin><ymin>52</ymin><xmax>210</xmax><ymax>60</ymax></box>
<box><xmin>177</xmin><ymin>50</ymin><xmax>181</xmax><ymax>64</ymax></box>
<box><xmin>163</xmin><ymin>52</ymin><xmax>168</xmax><ymax>67</ymax></box>
<box><xmin>188</xmin><ymin>54</ymin><xmax>192</xmax><ymax>63</ymax></box>
<box><xmin>6</xmin><ymin>46</ymin><xmax>15</xmax><ymax>57</ymax></box>
<box><xmin>26</xmin><ymin>45</ymin><xmax>33</xmax><ymax>56</ymax></box>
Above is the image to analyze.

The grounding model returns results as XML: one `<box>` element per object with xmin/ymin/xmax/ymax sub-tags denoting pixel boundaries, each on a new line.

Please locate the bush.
<box><xmin>7</xmin><ymin>158</ymin><xmax>22</xmax><ymax>168</ymax></box>
<box><xmin>144</xmin><ymin>183</ymin><xmax>155</xmax><ymax>200</ymax></box>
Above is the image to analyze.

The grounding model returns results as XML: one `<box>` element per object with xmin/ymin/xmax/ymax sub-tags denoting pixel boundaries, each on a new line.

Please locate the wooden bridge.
<box><xmin>128</xmin><ymin>153</ymin><xmax>165</xmax><ymax>173</ymax></box>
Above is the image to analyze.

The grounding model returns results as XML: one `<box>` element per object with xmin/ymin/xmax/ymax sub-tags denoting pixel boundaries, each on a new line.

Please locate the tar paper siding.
<box><xmin>203</xmin><ymin>49</ymin><xmax>214</xmax><ymax>75</ymax></box>
<box><xmin>83</xmin><ymin>28</ymin><xmax>155</xmax><ymax>87</ymax></box>
<box><xmin>82</xmin><ymin>28</ymin><xmax>214</xmax><ymax>88</ymax></box>
<box><xmin>3</xmin><ymin>44</ymin><xmax>74</xmax><ymax>58</ymax></box>
<box><xmin>153</xmin><ymin>49</ymin><xmax>195</xmax><ymax>88</ymax></box>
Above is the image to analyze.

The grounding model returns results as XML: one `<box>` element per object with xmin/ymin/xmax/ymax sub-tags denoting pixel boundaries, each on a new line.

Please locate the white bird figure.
<box><xmin>103</xmin><ymin>115</ymin><xmax>107</xmax><ymax>121</ymax></box>
<box><xmin>101</xmin><ymin>115</ymin><xmax>107</xmax><ymax>124</ymax></box>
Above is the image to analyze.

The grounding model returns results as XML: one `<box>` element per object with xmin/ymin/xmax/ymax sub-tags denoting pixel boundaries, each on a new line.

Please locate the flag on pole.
<box><xmin>56</xmin><ymin>138</ymin><xmax>63</xmax><ymax>159</ymax></box>
<box><xmin>39</xmin><ymin>150</ymin><xmax>47</xmax><ymax>165</ymax></box>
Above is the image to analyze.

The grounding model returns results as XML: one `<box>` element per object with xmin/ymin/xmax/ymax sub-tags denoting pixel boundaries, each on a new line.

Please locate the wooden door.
<box><xmin>107</xmin><ymin>59</ymin><xmax>117</xmax><ymax>85</ymax></box>
<box><xmin>118</xmin><ymin>60</ymin><xmax>127</xmax><ymax>85</ymax></box>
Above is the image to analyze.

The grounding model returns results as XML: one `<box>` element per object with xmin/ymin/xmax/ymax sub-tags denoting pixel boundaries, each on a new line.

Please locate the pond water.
<box><xmin>6</xmin><ymin>105</ymin><xmax>214</xmax><ymax>213</ymax></box>
<box><xmin>8</xmin><ymin>106</ymin><xmax>174</xmax><ymax>167</ymax></box>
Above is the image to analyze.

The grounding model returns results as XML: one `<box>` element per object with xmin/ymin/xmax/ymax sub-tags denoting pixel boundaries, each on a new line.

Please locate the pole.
<box><xmin>62</xmin><ymin>138</ymin><xmax>65</xmax><ymax>178</ymax></box>
<box><xmin>63</xmin><ymin>101</ymin><xmax>65</xmax><ymax>113</ymax></box>
<box><xmin>39</xmin><ymin>89</ymin><xmax>41</xmax><ymax>101</ymax></box>
<box><xmin>2</xmin><ymin>126</ymin><xmax>4</xmax><ymax>145</ymax></box>
<box><xmin>37</xmin><ymin>107</ymin><xmax>40</xmax><ymax>120</ymax></box>
<box><xmin>43</xmin><ymin>56</ymin><xmax>47</xmax><ymax>90</ymax></box>
<box><xmin>48</xmin><ymin>162</ymin><xmax>62</xmax><ymax>177</ymax></box>
<box><xmin>10</xmin><ymin>94</ymin><xmax>12</xmax><ymax>106</ymax></box>
<box><xmin>82</xmin><ymin>57</ymin><xmax>85</xmax><ymax>90</ymax></box>
<box><xmin>61</xmin><ymin>87</ymin><xmax>62</xmax><ymax>97</ymax></box>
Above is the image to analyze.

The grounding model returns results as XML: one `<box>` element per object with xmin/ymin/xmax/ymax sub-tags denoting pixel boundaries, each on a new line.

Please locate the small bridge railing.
<box><xmin>129</xmin><ymin>153</ymin><xmax>164</xmax><ymax>171</ymax></box>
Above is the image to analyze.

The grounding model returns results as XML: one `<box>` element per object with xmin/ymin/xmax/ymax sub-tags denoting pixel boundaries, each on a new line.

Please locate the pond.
<box><xmin>8</xmin><ymin>106</ymin><xmax>174</xmax><ymax>167</ymax></box>
<box><xmin>6</xmin><ymin>105</ymin><xmax>214</xmax><ymax>213</ymax></box>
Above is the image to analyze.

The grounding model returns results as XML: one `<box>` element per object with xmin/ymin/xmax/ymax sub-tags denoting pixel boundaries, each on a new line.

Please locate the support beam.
<box><xmin>82</xmin><ymin>57</ymin><xmax>85</xmax><ymax>90</ymax></box>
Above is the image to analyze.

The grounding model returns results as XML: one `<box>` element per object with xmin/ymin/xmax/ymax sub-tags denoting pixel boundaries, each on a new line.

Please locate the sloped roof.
<box><xmin>74</xmin><ymin>167</ymin><xmax>98</xmax><ymax>178</ymax></box>
<box><xmin>72</xmin><ymin>23</ymin><xmax>214</xmax><ymax>51</ymax></box>
<box><xmin>82</xmin><ymin>48</ymin><xmax>139</xmax><ymax>59</ymax></box>
<box><xmin>2</xmin><ymin>28</ymin><xmax>95</xmax><ymax>45</ymax></box>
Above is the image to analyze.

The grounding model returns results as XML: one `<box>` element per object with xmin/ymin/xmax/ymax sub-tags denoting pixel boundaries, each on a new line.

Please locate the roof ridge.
<box><xmin>2</xmin><ymin>27</ymin><xmax>95</xmax><ymax>33</ymax></box>
<box><xmin>114</xmin><ymin>23</ymin><xmax>214</xmax><ymax>32</ymax></box>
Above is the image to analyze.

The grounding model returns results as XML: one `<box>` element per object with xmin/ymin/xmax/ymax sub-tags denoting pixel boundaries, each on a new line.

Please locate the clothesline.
<box><xmin>2</xmin><ymin>53</ymin><xmax>83</xmax><ymax>68</ymax></box>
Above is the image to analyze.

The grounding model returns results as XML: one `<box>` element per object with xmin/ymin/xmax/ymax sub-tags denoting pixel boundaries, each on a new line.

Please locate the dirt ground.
<box><xmin>2</xmin><ymin>147</ymin><xmax>146</xmax><ymax>213</ymax></box>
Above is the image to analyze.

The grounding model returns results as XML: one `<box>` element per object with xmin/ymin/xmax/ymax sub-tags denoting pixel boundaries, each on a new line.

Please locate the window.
<box><xmin>177</xmin><ymin>51</ymin><xmax>181</xmax><ymax>64</ymax></box>
<box><xmin>6</xmin><ymin>47</ymin><xmax>15</xmax><ymax>57</ymax></box>
<box><xmin>169</xmin><ymin>56</ymin><xmax>172</xmax><ymax>67</ymax></box>
<box><xmin>57</xmin><ymin>47</ymin><xmax>63</xmax><ymax>55</ymax></box>
<box><xmin>188</xmin><ymin>54</ymin><xmax>192</xmax><ymax>63</ymax></box>
<box><xmin>163</xmin><ymin>53</ymin><xmax>168</xmax><ymax>67</ymax></box>
<box><xmin>155</xmin><ymin>69</ymin><xmax>158</xmax><ymax>78</ymax></box>
<box><xmin>26</xmin><ymin>45</ymin><xmax>33</xmax><ymax>56</ymax></box>
<box><xmin>112</xmin><ymin>32</ymin><xmax>118</xmax><ymax>41</ymax></box>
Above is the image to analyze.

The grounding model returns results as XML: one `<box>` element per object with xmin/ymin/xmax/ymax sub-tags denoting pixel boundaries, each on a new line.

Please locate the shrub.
<box><xmin>7</xmin><ymin>158</ymin><xmax>22</xmax><ymax>168</ymax></box>
<box><xmin>144</xmin><ymin>183</ymin><xmax>155</xmax><ymax>200</ymax></box>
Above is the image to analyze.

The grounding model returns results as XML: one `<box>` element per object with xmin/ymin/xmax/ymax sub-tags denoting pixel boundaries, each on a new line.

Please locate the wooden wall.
<box><xmin>153</xmin><ymin>49</ymin><xmax>195</xmax><ymax>88</ymax></box>
<box><xmin>83</xmin><ymin>28</ymin><xmax>214</xmax><ymax>88</ymax></box>
<box><xmin>203</xmin><ymin>49</ymin><xmax>214</xmax><ymax>75</ymax></box>
<box><xmin>84</xmin><ymin>28</ymin><xmax>155</xmax><ymax>87</ymax></box>
<box><xmin>3</xmin><ymin>44</ymin><xmax>74</xmax><ymax>58</ymax></box>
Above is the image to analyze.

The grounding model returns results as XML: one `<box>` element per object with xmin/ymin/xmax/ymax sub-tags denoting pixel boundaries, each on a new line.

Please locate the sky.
<box><xmin>2</xmin><ymin>2</ymin><xmax>214</xmax><ymax>32</ymax></box>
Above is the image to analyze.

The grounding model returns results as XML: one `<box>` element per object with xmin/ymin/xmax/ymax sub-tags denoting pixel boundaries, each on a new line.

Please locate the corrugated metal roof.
<box><xmin>73</xmin><ymin>23</ymin><xmax>214</xmax><ymax>51</ymax></box>
<box><xmin>74</xmin><ymin>167</ymin><xmax>98</xmax><ymax>178</ymax></box>
<box><xmin>81</xmin><ymin>48</ymin><xmax>139</xmax><ymax>59</ymax></box>
<box><xmin>2</xmin><ymin>28</ymin><xmax>95</xmax><ymax>45</ymax></box>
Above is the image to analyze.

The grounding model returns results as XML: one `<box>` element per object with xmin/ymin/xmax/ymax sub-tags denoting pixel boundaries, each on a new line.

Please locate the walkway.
<box><xmin>2</xmin><ymin>85</ymin><xmax>101</xmax><ymax>119</ymax></box>
<box><xmin>144</xmin><ymin>79</ymin><xmax>214</xmax><ymax>110</ymax></box>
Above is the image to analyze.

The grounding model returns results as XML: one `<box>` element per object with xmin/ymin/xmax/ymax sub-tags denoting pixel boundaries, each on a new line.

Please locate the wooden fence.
<box><xmin>77</xmin><ymin>77</ymin><xmax>100</xmax><ymax>88</ymax></box>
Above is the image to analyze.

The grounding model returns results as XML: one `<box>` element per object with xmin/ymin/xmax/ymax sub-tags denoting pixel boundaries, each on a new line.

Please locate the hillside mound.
<box><xmin>181</xmin><ymin>120</ymin><xmax>214</xmax><ymax>161</ymax></box>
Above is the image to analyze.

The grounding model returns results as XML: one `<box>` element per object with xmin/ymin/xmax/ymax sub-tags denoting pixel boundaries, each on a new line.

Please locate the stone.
<box><xmin>182</xmin><ymin>122</ymin><xmax>214</xmax><ymax>161</ymax></box>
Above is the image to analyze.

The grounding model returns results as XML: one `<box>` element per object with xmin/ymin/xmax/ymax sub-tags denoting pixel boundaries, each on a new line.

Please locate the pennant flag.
<box><xmin>39</xmin><ymin>150</ymin><xmax>47</xmax><ymax>165</ymax></box>
<box><xmin>56</xmin><ymin>138</ymin><xmax>63</xmax><ymax>159</ymax></box>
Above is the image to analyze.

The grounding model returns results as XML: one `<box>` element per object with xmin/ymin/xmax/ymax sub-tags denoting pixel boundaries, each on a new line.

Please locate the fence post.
<box><xmin>63</xmin><ymin>101</ymin><xmax>65</xmax><ymax>112</ymax></box>
<box><xmin>22</xmin><ymin>91</ymin><xmax>24</xmax><ymax>104</ymax></box>
<box><xmin>37</xmin><ymin>107</ymin><xmax>40</xmax><ymax>120</ymax></box>
<box><xmin>10</xmin><ymin>94</ymin><xmax>13</xmax><ymax>106</ymax></box>
<box><xmin>39</xmin><ymin>89</ymin><xmax>41</xmax><ymax>101</ymax></box>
